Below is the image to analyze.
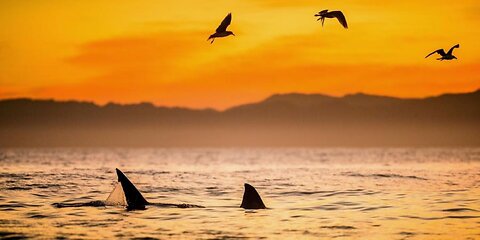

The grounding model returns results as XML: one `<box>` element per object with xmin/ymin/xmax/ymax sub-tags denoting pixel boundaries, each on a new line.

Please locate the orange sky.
<box><xmin>1</xmin><ymin>0</ymin><xmax>479</xmax><ymax>109</ymax></box>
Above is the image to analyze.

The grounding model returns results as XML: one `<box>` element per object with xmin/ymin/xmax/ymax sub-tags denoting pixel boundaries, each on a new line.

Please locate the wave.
<box><xmin>344</xmin><ymin>172</ymin><xmax>428</xmax><ymax>180</ymax></box>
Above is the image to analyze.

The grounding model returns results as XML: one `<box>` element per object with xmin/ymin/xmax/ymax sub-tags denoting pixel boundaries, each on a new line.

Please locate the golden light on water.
<box><xmin>0</xmin><ymin>149</ymin><xmax>479</xmax><ymax>239</ymax></box>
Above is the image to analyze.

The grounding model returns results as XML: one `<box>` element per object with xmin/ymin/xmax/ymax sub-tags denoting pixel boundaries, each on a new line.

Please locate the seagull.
<box><xmin>208</xmin><ymin>13</ymin><xmax>235</xmax><ymax>44</ymax></box>
<box><xmin>425</xmin><ymin>44</ymin><xmax>460</xmax><ymax>61</ymax></box>
<box><xmin>315</xmin><ymin>10</ymin><xmax>348</xmax><ymax>29</ymax></box>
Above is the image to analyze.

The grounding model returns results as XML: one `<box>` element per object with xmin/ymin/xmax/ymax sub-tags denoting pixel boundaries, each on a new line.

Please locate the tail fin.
<box><xmin>116</xmin><ymin>168</ymin><xmax>149</xmax><ymax>210</ymax></box>
<box><xmin>240</xmin><ymin>183</ymin><xmax>267</xmax><ymax>209</ymax></box>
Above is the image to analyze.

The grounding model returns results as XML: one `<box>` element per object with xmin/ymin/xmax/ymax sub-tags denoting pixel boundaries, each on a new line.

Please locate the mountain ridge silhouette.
<box><xmin>1</xmin><ymin>90</ymin><xmax>479</xmax><ymax>147</ymax></box>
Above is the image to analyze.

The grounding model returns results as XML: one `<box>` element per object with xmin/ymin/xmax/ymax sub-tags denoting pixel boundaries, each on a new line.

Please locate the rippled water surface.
<box><xmin>0</xmin><ymin>148</ymin><xmax>479</xmax><ymax>239</ymax></box>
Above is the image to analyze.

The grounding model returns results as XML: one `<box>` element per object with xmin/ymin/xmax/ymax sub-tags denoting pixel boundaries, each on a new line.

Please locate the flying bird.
<box><xmin>425</xmin><ymin>44</ymin><xmax>460</xmax><ymax>61</ymax></box>
<box><xmin>208</xmin><ymin>13</ymin><xmax>235</xmax><ymax>44</ymax></box>
<box><xmin>315</xmin><ymin>10</ymin><xmax>348</xmax><ymax>29</ymax></box>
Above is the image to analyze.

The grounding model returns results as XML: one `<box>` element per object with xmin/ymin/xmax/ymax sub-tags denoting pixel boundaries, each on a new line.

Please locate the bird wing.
<box><xmin>425</xmin><ymin>49</ymin><xmax>445</xmax><ymax>58</ymax></box>
<box><xmin>447</xmin><ymin>44</ymin><xmax>460</xmax><ymax>55</ymax></box>
<box><xmin>216</xmin><ymin>13</ymin><xmax>232</xmax><ymax>33</ymax></box>
<box><xmin>330</xmin><ymin>11</ymin><xmax>348</xmax><ymax>29</ymax></box>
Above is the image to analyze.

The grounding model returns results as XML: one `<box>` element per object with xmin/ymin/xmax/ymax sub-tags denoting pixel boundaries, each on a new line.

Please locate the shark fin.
<box><xmin>116</xmin><ymin>168</ymin><xmax>149</xmax><ymax>210</ymax></box>
<box><xmin>105</xmin><ymin>182</ymin><xmax>126</xmax><ymax>206</ymax></box>
<box><xmin>240</xmin><ymin>183</ymin><xmax>267</xmax><ymax>209</ymax></box>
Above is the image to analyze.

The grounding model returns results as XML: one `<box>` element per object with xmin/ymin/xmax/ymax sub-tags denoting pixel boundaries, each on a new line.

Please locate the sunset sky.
<box><xmin>1</xmin><ymin>0</ymin><xmax>479</xmax><ymax>109</ymax></box>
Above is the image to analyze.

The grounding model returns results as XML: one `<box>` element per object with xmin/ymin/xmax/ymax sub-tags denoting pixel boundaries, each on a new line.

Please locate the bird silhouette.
<box><xmin>425</xmin><ymin>44</ymin><xmax>460</xmax><ymax>61</ymax></box>
<box><xmin>315</xmin><ymin>10</ymin><xmax>348</xmax><ymax>29</ymax></box>
<box><xmin>208</xmin><ymin>13</ymin><xmax>235</xmax><ymax>44</ymax></box>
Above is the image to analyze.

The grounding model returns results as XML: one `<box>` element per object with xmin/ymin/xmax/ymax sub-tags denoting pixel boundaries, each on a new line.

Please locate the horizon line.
<box><xmin>1</xmin><ymin>88</ymin><xmax>479</xmax><ymax>111</ymax></box>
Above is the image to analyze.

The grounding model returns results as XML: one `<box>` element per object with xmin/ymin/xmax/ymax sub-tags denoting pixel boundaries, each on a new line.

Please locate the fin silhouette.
<box><xmin>116</xmin><ymin>168</ymin><xmax>149</xmax><ymax>210</ymax></box>
<box><xmin>53</xmin><ymin>169</ymin><xmax>203</xmax><ymax>209</ymax></box>
<box><xmin>240</xmin><ymin>183</ymin><xmax>267</xmax><ymax>209</ymax></box>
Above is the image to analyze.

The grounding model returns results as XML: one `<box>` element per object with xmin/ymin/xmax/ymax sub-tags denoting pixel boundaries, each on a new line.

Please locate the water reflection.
<box><xmin>0</xmin><ymin>148</ymin><xmax>479</xmax><ymax>239</ymax></box>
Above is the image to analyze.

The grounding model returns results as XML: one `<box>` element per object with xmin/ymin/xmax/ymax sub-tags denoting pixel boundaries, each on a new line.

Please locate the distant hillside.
<box><xmin>1</xmin><ymin>90</ymin><xmax>479</xmax><ymax>147</ymax></box>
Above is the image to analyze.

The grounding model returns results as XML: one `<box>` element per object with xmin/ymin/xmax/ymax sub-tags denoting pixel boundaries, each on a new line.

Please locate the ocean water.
<box><xmin>0</xmin><ymin>148</ymin><xmax>479</xmax><ymax>239</ymax></box>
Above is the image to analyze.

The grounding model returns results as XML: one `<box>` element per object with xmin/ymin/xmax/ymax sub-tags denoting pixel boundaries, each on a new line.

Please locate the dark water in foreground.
<box><xmin>0</xmin><ymin>148</ymin><xmax>479</xmax><ymax>239</ymax></box>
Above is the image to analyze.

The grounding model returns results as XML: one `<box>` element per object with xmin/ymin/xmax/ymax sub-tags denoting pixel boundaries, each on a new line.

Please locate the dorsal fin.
<box><xmin>116</xmin><ymin>168</ymin><xmax>149</xmax><ymax>210</ymax></box>
<box><xmin>240</xmin><ymin>183</ymin><xmax>267</xmax><ymax>209</ymax></box>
